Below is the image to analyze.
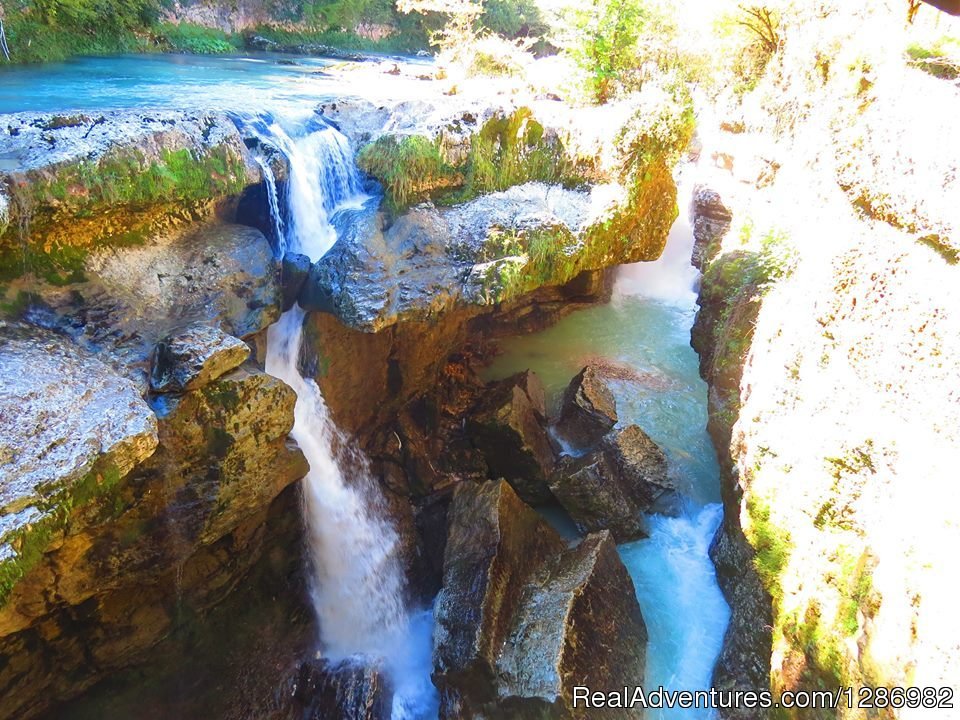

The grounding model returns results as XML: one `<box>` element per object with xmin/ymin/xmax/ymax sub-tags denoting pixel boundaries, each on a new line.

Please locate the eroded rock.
<box><xmin>498</xmin><ymin>531</ymin><xmax>647</xmax><ymax>719</ymax></box>
<box><xmin>466</xmin><ymin>372</ymin><xmax>556</xmax><ymax>504</ymax></box>
<box><xmin>550</xmin><ymin>425</ymin><xmax>673</xmax><ymax>541</ymax></box>
<box><xmin>290</xmin><ymin>658</ymin><xmax>392</xmax><ymax>720</ymax></box>
<box><xmin>434</xmin><ymin>480</ymin><xmax>647</xmax><ymax>719</ymax></box>
<box><xmin>282</xmin><ymin>252</ymin><xmax>312</xmax><ymax>312</ymax></box>
<box><xmin>149</xmin><ymin>323</ymin><xmax>250</xmax><ymax>393</ymax></box>
<box><xmin>555</xmin><ymin>365</ymin><xmax>618</xmax><ymax>449</ymax></box>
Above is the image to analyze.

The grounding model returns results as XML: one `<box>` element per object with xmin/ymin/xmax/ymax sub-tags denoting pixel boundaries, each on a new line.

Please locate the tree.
<box><xmin>563</xmin><ymin>0</ymin><xmax>646</xmax><ymax>103</ymax></box>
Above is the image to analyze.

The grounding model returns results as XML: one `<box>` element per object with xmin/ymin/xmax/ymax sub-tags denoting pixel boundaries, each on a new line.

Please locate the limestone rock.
<box><xmin>433</xmin><ymin>480</ymin><xmax>567</xmax><ymax>697</ymax></box>
<box><xmin>27</xmin><ymin>222</ymin><xmax>280</xmax><ymax>382</ymax></box>
<box><xmin>149</xmin><ymin>323</ymin><xmax>250</xmax><ymax>393</ymax></box>
<box><xmin>0</xmin><ymin>355</ymin><xmax>307</xmax><ymax>719</ymax></box>
<box><xmin>434</xmin><ymin>480</ymin><xmax>648</xmax><ymax>719</ymax></box>
<box><xmin>0</xmin><ymin>321</ymin><xmax>158</xmax><ymax>551</ymax></box>
<box><xmin>282</xmin><ymin>252</ymin><xmax>312</xmax><ymax>312</ymax></box>
<box><xmin>498</xmin><ymin>531</ymin><xmax>647</xmax><ymax>719</ymax></box>
<box><xmin>550</xmin><ymin>425</ymin><xmax>673</xmax><ymax>541</ymax></box>
<box><xmin>290</xmin><ymin>658</ymin><xmax>392</xmax><ymax>720</ymax></box>
<box><xmin>555</xmin><ymin>365</ymin><xmax>618</xmax><ymax>449</ymax></box>
<box><xmin>691</xmin><ymin>185</ymin><xmax>732</xmax><ymax>271</ymax></box>
<box><xmin>466</xmin><ymin>372</ymin><xmax>556</xmax><ymax>504</ymax></box>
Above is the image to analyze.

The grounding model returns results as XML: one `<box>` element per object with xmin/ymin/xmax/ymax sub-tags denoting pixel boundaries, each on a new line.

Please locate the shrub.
<box><xmin>155</xmin><ymin>23</ymin><xmax>239</xmax><ymax>55</ymax></box>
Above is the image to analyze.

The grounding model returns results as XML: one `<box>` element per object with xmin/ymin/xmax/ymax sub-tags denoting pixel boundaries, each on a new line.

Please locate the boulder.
<box><xmin>0</xmin><ymin>327</ymin><xmax>307</xmax><ymax>719</ymax></box>
<box><xmin>149</xmin><ymin>323</ymin><xmax>250</xmax><ymax>393</ymax></box>
<box><xmin>281</xmin><ymin>252</ymin><xmax>312</xmax><ymax>312</ymax></box>
<box><xmin>23</xmin><ymin>222</ymin><xmax>281</xmax><ymax>382</ymax></box>
<box><xmin>549</xmin><ymin>425</ymin><xmax>674</xmax><ymax>541</ymax></box>
<box><xmin>555</xmin><ymin>365</ymin><xmax>618</xmax><ymax>449</ymax></box>
<box><xmin>433</xmin><ymin>480</ymin><xmax>567</xmax><ymax>706</ymax></box>
<box><xmin>433</xmin><ymin>480</ymin><xmax>647</xmax><ymax>719</ymax></box>
<box><xmin>466</xmin><ymin>372</ymin><xmax>556</xmax><ymax>504</ymax></box>
<box><xmin>498</xmin><ymin>531</ymin><xmax>647</xmax><ymax>718</ymax></box>
<box><xmin>290</xmin><ymin>658</ymin><xmax>392</xmax><ymax>720</ymax></box>
<box><xmin>0</xmin><ymin>321</ymin><xmax>158</xmax><ymax>553</ymax></box>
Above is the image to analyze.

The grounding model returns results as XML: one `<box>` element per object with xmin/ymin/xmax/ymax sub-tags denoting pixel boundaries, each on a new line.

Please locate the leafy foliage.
<box><xmin>356</xmin><ymin>135</ymin><xmax>458</xmax><ymax>211</ymax></box>
<box><xmin>562</xmin><ymin>0</ymin><xmax>647</xmax><ymax>103</ymax></box>
<box><xmin>155</xmin><ymin>23</ymin><xmax>238</xmax><ymax>54</ymax></box>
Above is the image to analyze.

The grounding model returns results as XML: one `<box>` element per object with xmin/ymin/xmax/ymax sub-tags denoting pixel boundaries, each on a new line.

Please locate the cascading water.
<box><xmin>484</xmin><ymin>168</ymin><xmax>730</xmax><ymax>719</ymax></box>
<box><xmin>241</xmin><ymin>110</ymin><xmax>438</xmax><ymax>719</ymax></box>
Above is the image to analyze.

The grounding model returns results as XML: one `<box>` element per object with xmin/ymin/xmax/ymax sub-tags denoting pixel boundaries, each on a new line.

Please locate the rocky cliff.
<box><xmin>692</xmin><ymin>6</ymin><xmax>960</xmax><ymax>713</ymax></box>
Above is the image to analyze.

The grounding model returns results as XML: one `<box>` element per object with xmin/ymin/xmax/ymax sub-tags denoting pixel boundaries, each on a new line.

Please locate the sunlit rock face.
<box><xmin>433</xmin><ymin>480</ymin><xmax>647</xmax><ymax>720</ymax></box>
<box><xmin>0</xmin><ymin>321</ymin><xmax>306</xmax><ymax>720</ymax></box>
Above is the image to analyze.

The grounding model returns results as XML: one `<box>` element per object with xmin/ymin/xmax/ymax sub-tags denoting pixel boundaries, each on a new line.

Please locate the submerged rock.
<box><xmin>291</xmin><ymin>658</ymin><xmax>392</xmax><ymax>720</ymax></box>
<box><xmin>466</xmin><ymin>371</ymin><xmax>556</xmax><ymax>504</ymax></box>
<box><xmin>149</xmin><ymin>323</ymin><xmax>250</xmax><ymax>393</ymax></box>
<box><xmin>550</xmin><ymin>425</ymin><xmax>674</xmax><ymax>541</ymax></box>
<box><xmin>434</xmin><ymin>480</ymin><xmax>647</xmax><ymax>719</ymax></box>
<box><xmin>555</xmin><ymin>365</ymin><xmax>618</xmax><ymax>449</ymax></box>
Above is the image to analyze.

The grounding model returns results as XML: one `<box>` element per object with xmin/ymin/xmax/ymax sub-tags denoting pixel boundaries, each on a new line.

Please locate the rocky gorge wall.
<box><xmin>690</xmin><ymin>7</ymin><xmax>960</xmax><ymax>712</ymax></box>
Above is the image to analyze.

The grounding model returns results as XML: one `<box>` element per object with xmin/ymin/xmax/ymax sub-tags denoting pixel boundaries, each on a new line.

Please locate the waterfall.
<box><xmin>242</xmin><ymin>110</ymin><xmax>438</xmax><ymax>719</ymax></box>
<box><xmin>252</xmin><ymin>156</ymin><xmax>285</xmax><ymax>255</ymax></box>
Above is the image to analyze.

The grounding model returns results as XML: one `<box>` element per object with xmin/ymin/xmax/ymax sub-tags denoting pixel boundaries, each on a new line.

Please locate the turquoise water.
<box><xmin>0</xmin><ymin>52</ymin><xmax>427</xmax><ymax>114</ymax></box>
<box><xmin>484</xmin><ymin>195</ymin><xmax>730</xmax><ymax>717</ymax></box>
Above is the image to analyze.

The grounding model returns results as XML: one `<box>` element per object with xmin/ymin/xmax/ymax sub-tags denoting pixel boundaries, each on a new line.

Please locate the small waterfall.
<box><xmin>243</xmin><ymin>111</ymin><xmax>437</xmax><ymax>718</ymax></box>
<box><xmin>252</xmin><ymin>155</ymin><xmax>285</xmax><ymax>255</ymax></box>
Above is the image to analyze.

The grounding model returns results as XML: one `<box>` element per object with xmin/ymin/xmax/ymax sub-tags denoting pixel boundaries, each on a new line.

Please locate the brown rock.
<box><xmin>149</xmin><ymin>323</ymin><xmax>250</xmax><ymax>393</ymax></box>
<box><xmin>555</xmin><ymin>365</ymin><xmax>618</xmax><ymax>449</ymax></box>
<box><xmin>290</xmin><ymin>658</ymin><xmax>392</xmax><ymax>720</ymax></box>
<box><xmin>466</xmin><ymin>372</ymin><xmax>556</xmax><ymax>504</ymax></box>
<box><xmin>433</xmin><ymin>480</ymin><xmax>648</xmax><ymax>719</ymax></box>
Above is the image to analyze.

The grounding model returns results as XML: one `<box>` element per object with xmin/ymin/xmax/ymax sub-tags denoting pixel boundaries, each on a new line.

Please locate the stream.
<box><xmin>5</xmin><ymin>52</ymin><xmax>729</xmax><ymax>719</ymax></box>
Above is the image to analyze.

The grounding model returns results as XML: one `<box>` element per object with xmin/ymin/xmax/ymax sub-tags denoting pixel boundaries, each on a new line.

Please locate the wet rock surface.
<box><xmin>281</xmin><ymin>251</ymin><xmax>312</xmax><ymax>311</ymax></box>
<box><xmin>149</xmin><ymin>323</ymin><xmax>250</xmax><ymax>393</ymax></box>
<box><xmin>289</xmin><ymin>658</ymin><xmax>392</xmax><ymax>720</ymax></box>
<box><xmin>434</xmin><ymin>480</ymin><xmax>647</xmax><ymax>719</ymax></box>
<box><xmin>0</xmin><ymin>321</ymin><xmax>158</xmax><ymax>540</ymax></box>
<box><xmin>555</xmin><ymin>365</ymin><xmax>618</xmax><ymax>448</ymax></box>
<box><xmin>465</xmin><ymin>371</ymin><xmax>556</xmax><ymax>504</ymax></box>
<box><xmin>549</xmin><ymin>425</ymin><xmax>673</xmax><ymax>541</ymax></box>
<box><xmin>0</xmin><ymin>327</ymin><xmax>307</xmax><ymax>719</ymax></box>
<box><xmin>298</xmin><ymin>184</ymin><xmax>601</xmax><ymax>332</ymax></box>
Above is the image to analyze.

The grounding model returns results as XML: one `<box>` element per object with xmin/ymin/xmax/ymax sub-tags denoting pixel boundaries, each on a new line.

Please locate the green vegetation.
<box><xmin>562</xmin><ymin>0</ymin><xmax>647</xmax><ymax>103</ymax></box>
<box><xmin>745</xmin><ymin>493</ymin><xmax>792</xmax><ymax>603</ymax></box>
<box><xmin>1</xmin><ymin>144</ymin><xmax>248</xmax><ymax>283</ymax></box>
<box><xmin>154</xmin><ymin>22</ymin><xmax>239</xmax><ymax>55</ymax></box>
<box><xmin>907</xmin><ymin>35</ymin><xmax>960</xmax><ymax>80</ymax></box>
<box><xmin>0</xmin><ymin>459</ymin><xmax>124</xmax><ymax>607</ymax></box>
<box><xmin>357</xmin><ymin>107</ymin><xmax>584</xmax><ymax>212</ymax></box>
<box><xmin>356</xmin><ymin>135</ymin><xmax>459</xmax><ymax>211</ymax></box>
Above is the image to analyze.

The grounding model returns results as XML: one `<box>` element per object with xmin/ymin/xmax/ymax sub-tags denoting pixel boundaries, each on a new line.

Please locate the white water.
<box><xmin>252</xmin><ymin>111</ymin><xmax>437</xmax><ymax>719</ymax></box>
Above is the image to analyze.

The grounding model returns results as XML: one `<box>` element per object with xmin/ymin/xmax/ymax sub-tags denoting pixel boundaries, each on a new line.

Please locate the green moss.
<box><xmin>907</xmin><ymin>37</ymin><xmax>960</xmax><ymax>80</ymax></box>
<box><xmin>1</xmin><ymin>145</ymin><xmax>247</xmax><ymax>283</ymax></box>
<box><xmin>0</xmin><ymin>459</ymin><xmax>125</xmax><ymax>607</ymax></box>
<box><xmin>357</xmin><ymin>108</ymin><xmax>591</xmax><ymax>212</ymax></box>
<box><xmin>745</xmin><ymin>494</ymin><xmax>792</xmax><ymax>605</ymax></box>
